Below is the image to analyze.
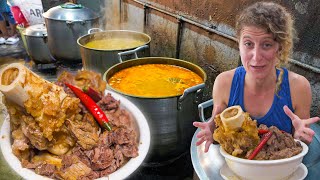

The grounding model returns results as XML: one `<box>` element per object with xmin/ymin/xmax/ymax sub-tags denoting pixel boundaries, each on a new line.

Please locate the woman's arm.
<box><xmin>287</xmin><ymin>71</ymin><xmax>320</xmax><ymax>143</ymax></box>
<box><xmin>289</xmin><ymin>71</ymin><xmax>312</xmax><ymax>119</ymax></box>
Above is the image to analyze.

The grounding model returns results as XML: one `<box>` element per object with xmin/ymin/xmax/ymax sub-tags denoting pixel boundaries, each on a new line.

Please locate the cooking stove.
<box><xmin>27</xmin><ymin>61</ymin><xmax>83</xmax><ymax>82</ymax></box>
<box><xmin>55</xmin><ymin>61</ymin><xmax>83</xmax><ymax>74</ymax></box>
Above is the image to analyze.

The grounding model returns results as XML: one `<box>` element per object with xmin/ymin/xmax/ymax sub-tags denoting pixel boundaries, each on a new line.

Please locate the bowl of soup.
<box><xmin>77</xmin><ymin>30</ymin><xmax>151</xmax><ymax>75</ymax></box>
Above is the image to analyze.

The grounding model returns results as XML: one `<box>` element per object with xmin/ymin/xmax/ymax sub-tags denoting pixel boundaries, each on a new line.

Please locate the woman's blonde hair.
<box><xmin>236</xmin><ymin>2</ymin><xmax>296</xmax><ymax>94</ymax></box>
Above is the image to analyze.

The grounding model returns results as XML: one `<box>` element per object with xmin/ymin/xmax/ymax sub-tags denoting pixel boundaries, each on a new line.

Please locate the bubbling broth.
<box><xmin>85</xmin><ymin>38</ymin><xmax>146</xmax><ymax>50</ymax></box>
<box><xmin>108</xmin><ymin>64</ymin><xmax>204</xmax><ymax>97</ymax></box>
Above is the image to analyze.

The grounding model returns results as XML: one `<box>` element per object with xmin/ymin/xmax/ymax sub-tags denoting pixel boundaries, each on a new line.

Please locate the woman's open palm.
<box><xmin>193</xmin><ymin>105</ymin><xmax>223</xmax><ymax>152</ymax></box>
<box><xmin>284</xmin><ymin>105</ymin><xmax>320</xmax><ymax>144</ymax></box>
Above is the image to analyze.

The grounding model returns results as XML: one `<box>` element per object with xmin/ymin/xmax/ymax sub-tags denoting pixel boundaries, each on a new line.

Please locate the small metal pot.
<box><xmin>78</xmin><ymin>29</ymin><xmax>151</xmax><ymax>75</ymax></box>
<box><xmin>24</xmin><ymin>24</ymin><xmax>54</xmax><ymax>64</ymax></box>
<box><xmin>103</xmin><ymin>57</ymin><xmax>207</xmax><ymax>165</ymax></box>
<box><xmin>43</xmin><ymin>3</ymin><xmax>100</xmax><ymax>62</ymax></box>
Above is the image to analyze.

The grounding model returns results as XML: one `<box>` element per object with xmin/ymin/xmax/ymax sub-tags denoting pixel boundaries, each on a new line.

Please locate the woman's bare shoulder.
<box><xmin>288</xmin><ymin>71</ymin><xmax>311</xmax><ymax>91</ymax></box>
<box><xmin>288</xmin><ymin>71</ymin><xmax>312</xmax><ymax>117</ymax></box>
<box><xmin>215</xmin><ymin>69</ymin><xmax>236</xmax><ymax>85</ymax></box>
<box><xmin>212</xmin><ymin>69</ymin><xmax>236</xmax><ymax>106</ymax></box>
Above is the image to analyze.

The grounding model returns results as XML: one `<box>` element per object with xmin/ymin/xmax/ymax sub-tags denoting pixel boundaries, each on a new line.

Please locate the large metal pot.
<box><xmin>77</xmin><ymin>30</ymin><xmax>151</xmax><ymax>75</ymax></box>
<box><xmin>103</xmin><ymin>57</ymin><xmax>207</xmax><ymax>165</ymax></box>
<box><xmin>24</xmin><ymin>24</ymin><xmax>53</xmax><ymax>64</ymax></box>
<box><xmin>43</xmin><ymin>3</ymin><xmax>100</xmax><ymax>62</ymax></box>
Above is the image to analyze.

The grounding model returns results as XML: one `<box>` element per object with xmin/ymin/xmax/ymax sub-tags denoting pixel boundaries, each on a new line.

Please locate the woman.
<box><xmin>193</xmin><ymin>2</ymin><xmax>320</xmax><ymax>177</ymax></box>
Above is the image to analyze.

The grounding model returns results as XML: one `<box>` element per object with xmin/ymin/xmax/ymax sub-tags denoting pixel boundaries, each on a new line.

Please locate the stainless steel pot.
<box><xmin>78</xmin><ymin>29</ymin><xmax>151</xmax><ymax>75</ymax></box>
<box><xmin>103</xmin><ymin>57</ymin><xmax>207</xmax><ymax>165</ymax></box>
<box><xmin>43</xmin><ymin>3</ymin><xmax>100</xmax><ymax>62</ymax></box>
<box><xmin>24</xmin><ymin>24</ymin><xmax>53</xmax><ymax>64</ymax></box>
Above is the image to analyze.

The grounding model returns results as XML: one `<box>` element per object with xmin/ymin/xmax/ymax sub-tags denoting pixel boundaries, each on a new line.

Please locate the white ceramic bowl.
<box><xmin>219</xmin><ymin>140</ymin><xmax>308</xmax><ymax>180</ymax></box>
<box><xmin>0</xmin><ymin>90</ymin><xmax>151</xmax><ymax>180</ymax></box>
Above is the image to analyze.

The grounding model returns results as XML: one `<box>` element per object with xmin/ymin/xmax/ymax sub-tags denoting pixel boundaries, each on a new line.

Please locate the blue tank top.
<box><xmin>0</xmin><ymin>0</ymin><xmax>10</xmax><ymax>13</ymax></box>
<box><xmin>228</xmin><ymin>66</ymin><xmax>294</xmax><ymax>133</ymax></box>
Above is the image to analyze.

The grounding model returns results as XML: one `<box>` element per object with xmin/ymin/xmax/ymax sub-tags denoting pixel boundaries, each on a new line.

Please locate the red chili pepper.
<box><xmin>258</xmin><ymin>129</ymin><xmax>287</xmax><ymax>135</ymax></box>
<box><xmin>248</xmin><ymin>131</ymin><xmax>273</xmax><ymax>160</ymax></box>
<box><xmin>65</xmin><ymin>83</ymin><xmax>112</xmax><ymax>131</ymax></box>
<box><xmin>258</xmin><ymin>129</ymin><xmax>269</xmax><ymax>135</ymax></box>
<box><xmin>83</xmin><ymin>86</ymin><xmax>102</xmax><ymax>102</ymax></box>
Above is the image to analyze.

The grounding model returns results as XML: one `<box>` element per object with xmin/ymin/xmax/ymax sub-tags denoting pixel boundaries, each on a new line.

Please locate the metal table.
<box><xmin>191</xmin><ymin>128</ymin><xmax>225</xmax><ymax>180</ymax></box>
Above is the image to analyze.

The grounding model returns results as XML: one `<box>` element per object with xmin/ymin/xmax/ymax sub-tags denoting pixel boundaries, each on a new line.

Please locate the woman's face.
<box><xmin>239</xmin><ymin>26</ymin><xmax>280</xmax><ymax>79</ymax></box>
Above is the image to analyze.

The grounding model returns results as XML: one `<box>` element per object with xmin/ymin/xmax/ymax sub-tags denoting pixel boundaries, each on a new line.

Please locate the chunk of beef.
<box><xmin>69</xmin><ymin>146</ymin><xmax>92</xmax><ymax>168</ymax></box>
<box><xmin>112</xmin><ymin>128</ymin><xmax>136</xmax><ymax>145</ymax></box>
<box><xmin>78</xmin><ymin>171</ymin><xmax>100</xmax><ymax>180</ymax></box>
<box><xmin>66</xmin><ymin>113</ymin><xmax>100</xmax><ymax>150</ymax></box>
<box><xmin>114</xmin><ymin>145</ymin><xmax>125</xmax><ymax>167</ymax></box>
<box><xmin>90</xmin><ymin>146</ymin><xmax>114</xmax><ymax>170</ymax></box>
<box><xmin>99</xmin><ymin>162</ymin><xmax>117</xmax><ymax>177</ymax></box>
<box><xmin>105</xmin><ymin>108</ymin><xmax>134</xmax><ymax>130</ymax></box>
<box><xmin>21</xmin><ymin>116</ymin><xmax>49</xmax><ymax>150</ymax></box>
<box><xmin>57</xmin><ymin>155</ymin><xmax>93</xmax><ymax>180</ymax></box>
<box><xmin>74</xmin><ymin>70</ymin><xmax>106</xmax><ymax>94</ymax></box>
<box><xmin>11</xmin><ymin>127</ymin><xmax>31</xmax><ymax>161</ymax></box>
<box><xmin>56</xmin><ymin>71</ymin><xmax>76</xmax><ymax>86</ymax></box>
<box><xmin>35</xmin><ymin>163</ymin><xmax>56</xmax><ymax>178</ymax></box>
<box><xmin>98</xmin><ymin>93</ymin><xmax>119</xmax><ymax>111</ymax></box>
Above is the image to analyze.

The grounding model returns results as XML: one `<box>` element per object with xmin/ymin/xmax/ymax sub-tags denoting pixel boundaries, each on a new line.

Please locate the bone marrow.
<box><xmin>220</xmin><ymin>105</ymin><xmax>245</xmax><ymax>130</ymax></box>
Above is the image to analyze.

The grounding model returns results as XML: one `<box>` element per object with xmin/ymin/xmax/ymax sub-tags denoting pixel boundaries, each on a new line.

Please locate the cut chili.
<box><xmin>248</xmin><ymin>131</ymin><xmax>273</xmax><ymax>160</ymax></box>
<box><xmin>83</xmin><ymin>86</ymin><xmax>102</xmax><ymax>102</ymax></box>
<box><xmin>258</xmin><ymin>129</ymin><xmax>287</xmax><ymax>135</ymax></box>
<box><xmin>65</xmin><ymin>83</ymin><xmax>112</xmax><ymax>131</ymax></box>
<box><xmin>258</xmin><ymin>129</ymin><xmax>269</xmax><ymax>135</ymax></box>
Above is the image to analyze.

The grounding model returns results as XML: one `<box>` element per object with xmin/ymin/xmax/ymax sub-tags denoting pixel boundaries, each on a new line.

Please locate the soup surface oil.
<box><xmin>85</xmin><ymin>38</ymin><xmax>146</xmax><ymax>50</ymax></box>
<box><xmin>108</xmin><ymin>64</ymin><xmax>203</xmax><ymax>97</ymax></box>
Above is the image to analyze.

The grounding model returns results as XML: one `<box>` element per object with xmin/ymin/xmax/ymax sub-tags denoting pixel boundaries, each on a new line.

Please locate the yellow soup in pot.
<box><xmin>108</xmin><ymin>64</ymin><xmax>204</xmax><ymax>97</ymax></box>
<box><xmin>85</xmin><ymin>38</ymin><xmax>146</xmax><ymax>50</ymax></box>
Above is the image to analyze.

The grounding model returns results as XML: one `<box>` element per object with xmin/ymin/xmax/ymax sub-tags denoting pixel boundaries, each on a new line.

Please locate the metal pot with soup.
<box><xmin>103</xmin><ymin>57</ymin><xmax>207</xmax><ymax>165</ymax></box>
<box><xmin>43</xmin><ymin>3</ymin><xmax>100</xmax><ymax>62</ymax></box>
<box><xmin>77</xmin><ymin>29</ymin><xmax>151</xmax><ymax>75</ymax></box>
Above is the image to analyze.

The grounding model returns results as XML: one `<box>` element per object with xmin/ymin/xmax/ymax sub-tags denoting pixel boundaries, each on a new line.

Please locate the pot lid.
<box><xmin>42</xmin><ymin>3</ymin><xmax>99</xmax><ymax>21</ymax></box>
<box><xmin>25</xmin><ymin>24</ymin><xmax>47</xmax><ymax>37</ymax></box>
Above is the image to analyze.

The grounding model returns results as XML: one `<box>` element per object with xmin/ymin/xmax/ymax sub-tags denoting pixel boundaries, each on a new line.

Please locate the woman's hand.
<box><xmin>193</xmin><ymin>105</ymin><xmax>223</xmax><ymax>152</ymax></box>
<box><xmin>283</xmin><ymin>105</ymin><xmax>320</xmax><ymax>144</ymax></box>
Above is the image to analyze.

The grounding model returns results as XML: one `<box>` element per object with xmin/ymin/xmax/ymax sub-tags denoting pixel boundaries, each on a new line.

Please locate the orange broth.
<box><xmin>108</xmin><ymin>64</ymin><xmax>203</xmax><ymax>97</ymax></box>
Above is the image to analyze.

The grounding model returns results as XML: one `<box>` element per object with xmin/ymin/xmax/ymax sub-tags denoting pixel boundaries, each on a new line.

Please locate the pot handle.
<box><xmin>117</xmin><ymin>45</ymin><xmax>149</xmax><ymax>62</ymax></box>
<box><xmin>179</xmin><ymin>83</ymin><xmax>205</xmax><ymax>102</ymax></box>
<box><xmin>177</xmin><ymin>83</ymin><xmax>205</xmax><ymax>110</ymax></box>
<box><xmin>88</xmin><ymin>28</ymin><xmax>103</xmax><ymax>34</ymax></box>
<box><xmin>66</xmin><ymin>20</ymin><xmax>74</xmax><ymax>26</ymax></box>
<box><xmin>42</xmin><ymin>35</ymin><xmax>48</xmax><ymax>43</ymax></box>
<box><xmin>198</xmin><ymin>99</ymin><xmax>213</xmax><ymax>122</ymax></box>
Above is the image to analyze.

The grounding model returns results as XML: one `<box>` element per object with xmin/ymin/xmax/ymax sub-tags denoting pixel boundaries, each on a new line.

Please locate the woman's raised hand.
<box><xmin>193</xmin><ymin>105</ymin><xmax>223</xmax><ymax>152</ymax></box>
<box><xmin>283</xmin><ymin>105</ymin><xmax>320</xmax><ymax>144</ymax></box>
